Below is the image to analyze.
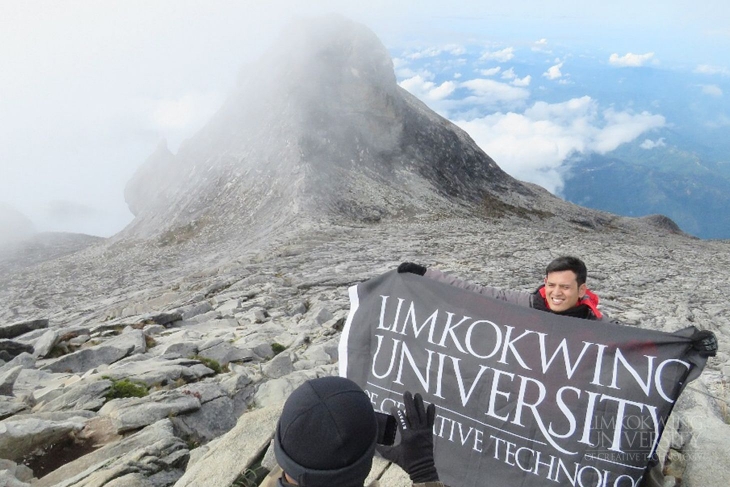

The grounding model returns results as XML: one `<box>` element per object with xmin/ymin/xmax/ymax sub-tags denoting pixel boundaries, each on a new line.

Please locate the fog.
<box><xmin>1</xmin><ymin>0</ymin><xmax>727</xmax><ymax>238</ymax></box>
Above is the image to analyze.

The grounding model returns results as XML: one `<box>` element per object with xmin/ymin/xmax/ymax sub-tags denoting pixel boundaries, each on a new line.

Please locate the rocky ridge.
<box><xmin>1</xmin><ymin>218</ymin><xmax>729</xmax><ymax>486</ymax></box>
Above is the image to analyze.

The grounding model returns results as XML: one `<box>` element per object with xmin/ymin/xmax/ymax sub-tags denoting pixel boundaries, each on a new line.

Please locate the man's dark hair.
<box><xmin>545</xmin><ymin>256</ymin><xmax>587</xmax><ymax>286</ymax></box>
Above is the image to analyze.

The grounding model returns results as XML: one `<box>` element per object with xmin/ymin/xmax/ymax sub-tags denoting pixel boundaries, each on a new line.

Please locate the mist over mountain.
<box><xmin>123</xmin><ymin>15</ymin><xmax>649</xmax><ymax>244</ymax></box>
<box><xmin>0</xmin><ymin>202</ymin><xmax>35</xmax><ymax>249</ymax></box>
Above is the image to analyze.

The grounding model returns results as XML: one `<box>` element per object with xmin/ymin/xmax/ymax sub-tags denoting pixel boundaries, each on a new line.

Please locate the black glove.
<box><xmin>691</xmin><ymin>329</ymin><xmax>718</xmax><ymax>357</ymax></box>
<box><xmin>398</xmin><ymin>262</ymin><xmax>427</xmax><ymax>276</ymax></box>
<box><xmin>377</xmin><ymin>391</ymin><xmax>438</xmax><ymax>483</ymax></box>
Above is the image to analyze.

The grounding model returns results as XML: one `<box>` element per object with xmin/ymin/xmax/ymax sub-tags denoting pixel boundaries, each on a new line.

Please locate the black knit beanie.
<box><xmin>273</xmin><ymin>376</ymin><xmax>377</xmax><ymax>486</ymax></box>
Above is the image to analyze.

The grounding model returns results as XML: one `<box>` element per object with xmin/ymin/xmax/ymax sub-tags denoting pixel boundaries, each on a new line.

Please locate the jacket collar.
<box><xmin>537</xmin><ymin>285</ymin><xmax>603</xmax><ymax>319</ymax></box>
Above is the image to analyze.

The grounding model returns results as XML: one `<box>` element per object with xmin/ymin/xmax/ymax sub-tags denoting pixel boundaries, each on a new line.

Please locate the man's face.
<box><xmin>544</xmin><ymin>270</ymin><xmax>587</xmax><ymax>312</ymax></box>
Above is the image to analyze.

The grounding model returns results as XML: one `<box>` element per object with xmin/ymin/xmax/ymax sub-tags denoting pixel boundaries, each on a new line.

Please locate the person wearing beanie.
<box><xmin>261</xmin><ymin>376</ymin><xmax>445</xmax><ymax>487</ymax></box>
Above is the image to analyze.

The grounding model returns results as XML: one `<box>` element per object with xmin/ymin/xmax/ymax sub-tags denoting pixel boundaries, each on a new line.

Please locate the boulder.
<box><xmin>100</xmin><ymin>357</ymin><xmax>214</xmax><ymax>387</ymax></box>
<box><xmin>140</xmin><ymin>312</ymin><xmax>183</xmax><ymax>327</ymax></box>
<box><xmin>142</xmin><ymin>324</ymin><xmax>166</xmax><ymax>335</ymax></box>
<box><xmin>219</xmin><ymin>372</ymin><xmax>253</xmax><ymax>396</ymax></box>
<box><xmin>34</xmin><ymin>379</ymin><xmax>112</xmax><ymax>412</ymax></box>
<box><xmin>197</xmin><ymin>340</ymin><xmax>254</xmax><ymax>366</ymax></box>
<box><xmin>679</xmin><ymin>388</ymin><xmax>730</xmax><ymax>486</ymax></box>
<box><xmin>253</xmin><ymin>365</ymin><xmax>336</xmax><ymax>408</ymax></box>
<box><xmin>173</xmin><ymin>405</ymin><xmax>282</xmax><ymax>487</ymax></box>
<box><xmin>172</xmin><ymin>394</ymin><xmax>236</xmax><ymax>443</ymax></box>
<box><xmin>311</xmin><ymin>306</ymin><xmax>334</xmax><ymax>325</ymax></box>
<box><xmin>108</xmin><ymin>329</ymin><xmax>147</xmax><ymax>354</ymax></box>
<box><xmin>0</xmin><ymin>340</ymin><xmax>33</xmax><ymax>360</ymax></box>
<box><xmin>99</xmin><ymin>390</ymin><xmax>201</xmax><ymax>433</ymax></box>
<box><xmin>215</xmin><ymin>299</ymin><xmax>241</xmax><ymax>315</ymax></box>
<box><xmin>0</xmin><ymin>353</ymin><xmax>35</xmax><ymax>375</ymax></box>
<box><xmin>0</xmin><ymin>319</ymin><xmax>49</xmax><ymax>340</ymax></box>
<box><xmin>0</xmin><ymin>459</ymin><xmax>34</xmax><ymax>484</ymax></box>
<box><xmin>160</xmin><ymin>342</ymin><xmax>199</xmax><ymax>358</ymax></box>
<box><xmin>262</xmin><ymin>352</ymin><xmax>294</xmax><ymax>379</ymax></box>
<box><xmin>0</xmin><ymin>397</ymin><xmax>26</xmax><ymax>419</ymax></box>
<box><xmin>16</xmin><ymin>369</ymin><xmax>77</xmax><ymax>402</ymax></box>
<box><xmin>40</xmin><ymin>333</ymin><xmax>141</xmax><ymax>374</ymax></box>
<box><xmin>0</xmin><ymin>365</ymin><xmax>23</xmax><ymax>396</ymax></box>
<box><xmin>32</xmin><ymin>329</ymin><xmax>59</xmax><ymax>358</ymax></box>
<box><xmin>34</xmin><ymin>419</ymin><xmax>188</xmax><ymax>487</ymax></box>
<box><xmin>0</xmin><ymin>471</ymin><xmax>31</xmax><ymax>487</ymax></box>
<box><xmin>0</xmin><ymin>415</ymin><xmax>87</xmax><ymax>461</ymax></box>
<box><xmin>179</xmin><ymin>302</ymin><xmax>213</xmax><ymax>320</ymax></box>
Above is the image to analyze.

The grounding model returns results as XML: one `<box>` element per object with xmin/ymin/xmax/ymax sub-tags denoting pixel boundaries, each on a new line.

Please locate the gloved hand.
<box><xmin>398</xmin><ymin>262</ymin><xmax>427</xmax><ymax>276</ymax></box>
<box><xmin>377</xmin><ymin>391</ymin><xmax>438</xmax><ymax>483</ymax></box>
<box><xmin>691</xmin><ymin>329</ymin><xmax>718</xmax><ymax>357</ymax></box>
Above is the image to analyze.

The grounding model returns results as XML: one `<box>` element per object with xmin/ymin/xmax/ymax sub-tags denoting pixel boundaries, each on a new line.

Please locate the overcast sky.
<box><xmin>1</xmin><ymin>0</ymin><xmax>728</xmax><ymax>237</ymax></box>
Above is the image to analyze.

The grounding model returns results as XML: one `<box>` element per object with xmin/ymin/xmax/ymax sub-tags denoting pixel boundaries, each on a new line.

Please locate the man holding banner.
<box><xmin>401</xmin><ymin>257</ymin><xmax>603</xmax><ymax>321</ymax></box>
<box><xmin>338</xmin><ymin>260</ymin><xmax>716</xmax><ymax>487</ymax></box>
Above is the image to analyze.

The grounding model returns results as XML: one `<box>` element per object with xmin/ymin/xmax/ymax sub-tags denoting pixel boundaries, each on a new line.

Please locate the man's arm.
<box><xmin>420</xmin><ymin>267</ymin><xmax>533</xmax><ymax>308</ymax></box>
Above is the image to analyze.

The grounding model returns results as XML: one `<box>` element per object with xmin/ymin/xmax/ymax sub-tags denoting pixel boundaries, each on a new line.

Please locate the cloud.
<box><xmin>499</xmin><ymin>68</ymin><xmax>530</xmax><ymax>86</ymax></box>
<box><xmin>609</xmin><ymin>52</ymin><xmax>655</xmax><ymax>67</ymax></box>
<box><xmin>454</xmin><ymin>96</ymin><xmax>665</xmax><ymax>193</ymax></box>
<box><xmin>45</xmin><ymin>200</ymin><xmax>100</xmax><ymax>219</ymax></box>
<box><xmin>700</xmin><ymin>84</ymin><xmax>723</xmax><ymax>96</ymax></box>
<box><xmin>479</xmin><ymin>67</ymin><xmax>501</xmax><ymax>76</ymax></box>
<box><xmin>405</xmin><ymin>44</ymin><xmax>466</xmax><ymax>59</ymax></box>
<box><xmin>543</xmin><ymin>62</ymin><xmax>564</xmax><ymax>80</ymax></box>
<box><xmin>501</xmin><ymin>68</ymin><xmax>516</xmax><ymax>80</ymax></box>
<box><xmin>150</xmin><ymin>93</ymin><xmax>220</xmax><ymax>131</ymax></box>
<box><xmin>399</xmin><ymin>75</ymin><xmax>457</xmax><ymax>101</ymax></box>
<box><xmin>511</xmin><ymin>75</ymin><xmax>531</xmax><ymax>87</ymax></box>
<box><xmin>459</xmin><ymin>78</ymin><xmax>530</xmax><ymax>105</ymax></box>
<box><xmin>640</xmin><ymin>138</ymin><xmax>666</xmax><ymax>149</ymax></box>
<box><xmin>480</xmin><ymin>47</ymin><xmax>514</xmax><ymax>62</ymax></box>
<box><xmin>532</xmin><ymin>39</ymin><xmax>549</xmax><ymax>52</ymax></box>
<box><xmin>705</xmin><ymin>114</ymin><xmax>730</xmax><ymax>128</ymax></box>
<box><xmin>694</xmin><ymin>64</ymin><xmax>730</xmax><ymax>76</ymax></box>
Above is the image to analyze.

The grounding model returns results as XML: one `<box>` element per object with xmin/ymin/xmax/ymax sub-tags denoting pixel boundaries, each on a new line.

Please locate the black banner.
<box><xmin>339</xmin><ymin>271</ymin><xmax>707</xmax><ymax>487</ymax></box>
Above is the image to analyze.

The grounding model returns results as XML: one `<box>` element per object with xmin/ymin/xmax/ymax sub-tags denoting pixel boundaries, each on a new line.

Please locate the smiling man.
<box><xmin>397</xmin><ymin>255</ymin><xmax>717</xmax><ymax>487</ymax></box>
<box><xmin>399</xmin><ymin>255</ymin><xmax>603</xmax><ymax>320</ymax></box>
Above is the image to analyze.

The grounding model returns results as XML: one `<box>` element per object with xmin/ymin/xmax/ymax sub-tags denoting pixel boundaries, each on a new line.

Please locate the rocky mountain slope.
<box><xmin>0</xmin><ymin>15</ymin><xmax>728</xmax><ymax>487</ymax></box>
<box><xmin>121</xmin><ymin>15</ymin><xmax>637</xmax><ymax>243</ymax></box>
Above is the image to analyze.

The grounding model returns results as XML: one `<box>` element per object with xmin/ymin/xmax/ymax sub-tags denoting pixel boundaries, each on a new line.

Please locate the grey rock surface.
<box><xmin>99</xmin><ymin>390</ymin><xmax>201</xmax><ymax>433</ymax></box>
<box><xmin>172</xmin><ymin>395</ymin><xmax>236</xmax><ymax>443</ymax></box>
<box><xmin>99</xmin><ymin>356</ymin><xmax>214</xmax><ymax>387</ymax></box>
<box><xmin>37</xmin><ymin>419</ymin><xmax>188</xmax><ymax>487</ymax></box>
<box><xmin>173</xmin><ymin>405</ymin><xmax>281</xmax><ymax>487</ymax></box>
<box><xmin>0</xmin><ymin>319</ymin><xmax>48</xmax><ymax>340</ymax></box>
<box><xmin>0</xmin><ymin>471</ymin><xmax>31</xmax><ymax>487</ymax></box>
<box><xmin>0</xmin><ymin>415</ymin><xmax>87</xmax><ymax>461</ymax></box>
<box><xmin>32</xmin><ymin>329</ymin><xmax>59</xmax><ymax>358</ymax></box>
<box><xmin>34</xmin><ymin>379</ymin><xmax>112</xmax><ymax>412</ymax></box>
<box><xmin>0</xmin><ymin>397</ymin><xmax>26</xmax><ymax>419</ymax></box>
<box><xmin>0</xmin><ymin>365</ymin><xmax>23</xmax><ymax>396</ymax></box>
<box><xmin>262</xmin><ymin>352</ymin><xmax>294</xmax><ymax>379</ymax></box>
<box><xmin>0</xmin><ymin>340</ymin><xmax>33</xmax><ymax>360</ymax></box>
<box><xmin>0</xmin><ymin>353</ymin><xmax>35</xmax><ymax>375</ymax></box>
<box><xmin>254</xmin><ymin>365</ymin><xmax>337</xmax><ymax>408</ymax></box>
<box><xmin>40</xmin><ymin>342</ymin><xmax>135</xmax><ymax>374</ymax></box>
<box><xmin>196</xmin><ymin>340</ymin><xmax>254</xmax><ymax>366</ymax></box>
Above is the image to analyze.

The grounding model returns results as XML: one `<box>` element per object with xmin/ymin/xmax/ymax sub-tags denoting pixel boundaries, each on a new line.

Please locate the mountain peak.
<box><xmin>121</xmin><ymin>16</ymin><xmax>572</xmax><ymax>241</ymax></box>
